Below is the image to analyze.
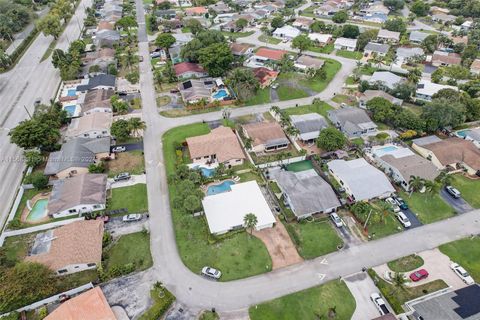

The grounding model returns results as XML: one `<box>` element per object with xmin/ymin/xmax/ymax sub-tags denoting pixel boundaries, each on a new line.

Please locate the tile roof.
<box><xmin>420</xmin><ymin>137</ymin><xmax>480</xmax><ymax>170</ymax></box>
<box><xmin>432</xmin><ymin>51</ymin><xmax>461</xmax><ymax>66</ymax></box>
<box><xmin>470</xmin><ymin>59</ymin><xmax>480</xmax><ymax>71</ymax></box>
<box><xmin>66</xmin><ymin>112</ymin><xmax>112</xmax><ymax>138</ymax></box>
<box><xmin>174</xmin><ymin>62</ymin><xmax>206</xmax><ymax>76</ymax></box>
<box><xmin>230</xmin><ymin>43</ymin><xmax>252</xmax><ymax>55</ymax></box>
<box><xmin>82</xmin><ymin>88</ymin><xmax>114</xmax><ymax>113</ymax></box>
<box><xmin>186</xmin><ymin>126</ymin><xmax>245</xmax><ymax>162</ymax></box>
<box><xmin>186</xmin><ymin>6</ymin><xmax>208</xmax><ymax>14</ymax></box>
<box><xmin>25</xmin><ymin>220</ymin><xmax>104</xmax><ymax>271</ymax></box>
<box><xmin>97</xmin><ymin>21</ymin><xmax>114</xmax><ymax>30</ymax></box>
<box><xmin>45</xmin><ymin>287</ymin><xmax>116</xmax><ymax>320</ymax></box>
<box><xmin>252</xmin><ymin>67</ymin><xmax>278</xmax><ymax>85</ymax></box>
<box><xmin>381</xmin><ymin>153</ymin><xmax>440</xmax><ymax>182</ymax></box>
<box><xmin>242</xmin><ymin>121</ymin><xmax>289</xmax><ymax>148</ymax></box>
<box><xmin>255</xmin><ymin>48</ymin><xmax>288</xmax><ymax>61</ymax></box>
<box><xmin>378</xmin><ymin>29</ymin><xmax>400</xmax><ymax>40</ymax></box>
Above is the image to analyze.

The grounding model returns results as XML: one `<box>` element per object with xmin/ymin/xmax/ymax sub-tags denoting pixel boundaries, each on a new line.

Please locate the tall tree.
<box><xmin>243</xmin><ymin>213</ymin><xmax>258</xmax><ymax>236</ymax></box>
<box><xmin>198</xmin><ymin>42</ymin><xmax>233</xmax><ymax>76</ymax></box>
<box><xmin>37</xmin><ymin>14</ymin><xmax>62</xmax><ymax>39</ymax></box>
<box><xmin>291</xmin><ymin>34</ymin><xmax>313</xmax><ymax>53</ymax></box>
<box><xmin>226</xmin><ymin>68</ymin><xmax>259</xmax><ymax>101</ymax></box>
<box><xmin>155</xmin><ymin>33</ymin><xmax>176</xmax><ymax>51</ymax></box>
<box><xmin>408</xmin><ymin>176</ymin><xmax>425</xmax><ymax>195</ymax></box>
<box><xmin>316</xmin><ymin>127</ymin><xmax>347</xmax><ymax>151</ymax></box>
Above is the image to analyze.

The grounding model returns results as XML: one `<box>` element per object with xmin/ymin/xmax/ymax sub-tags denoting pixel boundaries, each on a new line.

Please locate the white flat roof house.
<box><xmin>327</xmin><ymin>158</ymin><xmax>395</xmax><ymax>202</ymax></box>
<box><xmin>334</xmin><ymin>37</ymin><xmax>357</xmax><ymax>52</ymax></box>
<box><xmin>416</xmin><ymin>80</ymin><xmax>458</xmax><ymax>102</ymax></box>
<box><xmin>272</xmin><ymin>25</ymin><xmax>301</xmax><ymax>40</ymax></box>
<box><xmin>202</xmin><ymin>181</ymin><xmax>276</xmax><ymax>235</ymax></box>
<box><xmin>308</xmin><ymin>33</ymin><xmax>333</xmax><ymax>45</ymax></box>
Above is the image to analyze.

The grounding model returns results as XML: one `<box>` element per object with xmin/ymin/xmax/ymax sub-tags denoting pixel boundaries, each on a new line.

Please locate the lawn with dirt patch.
<box><xmin>156</xmin><ymin>96</ymin><xmax>171</xmax><ymax>107</ymax></box>
<box><xmin>258</xmin><ymin>35</ymin><xmax>281</xmax><ymax>44</ymax></box>
<box><xmin>387</xmin><ymin>254</ymin><xmax>424</xmax><ymax>272</ymax></box>
<box><xmin>108</xmin><ymin>184</ymin><xmax>148</xmax><ymax>213</ymax></box>
<box><xmin>332</xmin><ymin>94</ymin><xmax>356</xmax><ymax>105</ymax></box>
<box><xmin>399</xmin><ymin>191</ymin><xmax>455</xmax><ymax>224</ymax></box>
<box><xmin>283</xmin><ymin>102</ymin><xmax>333</xmax><ymax>117</ymax></box>
<box><xmin>308</xmin><ymin>43</ymin><xmax>334</xmax><ymax>54</ymax></box>
<box><xmin>249</xmin><ymin>279</ymin><xmax>355</xmax><ymax>320</ymax></box>
<box><xmin>104</xmin><ymin>231</ymin><xmax>153</xmax><ymax>273</ymax></box>
<box><xmin>336</xmin><ymin>50</ymin><xmax>363</xmax><ymax>60</ymax></box>
<box><xmin>439</xmin><ymin>237</ymin><xmax>480</xmax><ymax>282</ymax></box>
<box><xmin>1</xmin><ymin>233</ymin><xmax>35</xmax><ymax>265</ymax></box>
<box><xmin>451</xmin><ymin>175</ymin><xmax>480</xmax><ymax>208</ymax></box>
<box><xmin>107</xmin><ymin>150</ymin><xmax>145</xmax><ymax>177</ymax></box>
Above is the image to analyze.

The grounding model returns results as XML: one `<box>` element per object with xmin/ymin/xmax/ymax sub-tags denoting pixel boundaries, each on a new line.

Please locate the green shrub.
<box><xmin>31</xmin><ymin>172</ymin><xmax>49</xmax><ymax>190</ymax></box>
<box><xmin>139</xmin><ymin>285</ymin><xmax>176</xmax><ymax>320</ymax></box>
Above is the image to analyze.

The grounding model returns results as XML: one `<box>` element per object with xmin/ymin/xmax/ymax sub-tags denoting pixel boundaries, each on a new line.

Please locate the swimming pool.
<box><xmin>373</xmin><ymin>145</ymin><xmax>399</xmax><ymax>157</ymax></box>
<box><xmin>63</xmin><ymin>105</ymin><xmax>77</xmax><ymax>116</ymax></box>
<box><xmin>207</xmin><ymin>180</ymin><xmax>235</xmax><ymax>196</ymax></box>
<box><xmin>212</xmin><ymin>89</ymin><xmax>229</xmax><ymax>100</ymax></box>
<box><xmin>26</xmin><ymin>199</ymin><xmax>49</xmax><ymax>222</ymax></box>
<box><xmin>199</xmin><ymin>167</ymin><xmax>215</xmax><ymax>177</ymax></box>
<box><xmin>456</xmin><ymin>129</ymin><xmax>471</xmax><ymax>138</ymax></box>
<box><xmin>67</xmin><ymin>88</ymin><xmax>77</xmax><ymax>96</ymax></box>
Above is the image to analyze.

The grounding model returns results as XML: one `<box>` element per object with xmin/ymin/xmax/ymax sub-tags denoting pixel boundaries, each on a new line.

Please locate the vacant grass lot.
<box><xmin>336</xmin><ymin>50</ymin><xmax>363</xmax><ymax>60</ymax></box>
<box><xmin>399</xmin><ymin>191</ymin><xmax>454</xmax><ymax>224</ymax></box>
<box><xmin>451</xmin><ymin>175</ymin><xmax>480</xmax><ymax>208</ymax></box>
<box><xmin>249</xmin><ymin>279</ymin><xmax>355</xmax><ymax>320</ymax></box>
<box><xmin>105</xmin><ymin>231</ymin><xmax>153</xmax><ymax>273</ymax></box>
<box><xmin>283</xmin><ymin>102</ymin><xmax>333</xmax><ymax>117</ymax></box>
<box><xmin>285</xmin><ymin>220</ymin><xmax>343</xmax><ymax>259</ymax></box>
<box><xmin>163</xmin><ymin>124</ymin><xmax>273</xmax><ymax>281</ymax></box>
<box><xmin>365</xmin><ymin>213</ymin><xmax>403</xmax><ymax>239</ymax></box>
<box><xmin>439</xmin><ymin>237</ymin><xmax>480</xmax><ymax>282</ymax></box>
<box><xmin>108</xmin><ymin>184</ymin><xmax>148</xmax><ymax>213</ymax></box>
<box><xmin>258</xmin><ymin>35</ymin><xmax>281</xmax><ymax>44</ymax></box>
<box><xmin>245</xmin><ymin>88</ymin><xmax>271</xmax><ymax>106</ymax></box>
<box><xmin>388</xmin><ymin>254</ymin><xmax>424</xmax><ymax>272</ymax></box>
<box><xmin>277</xmin><ymin>85</ymin><xmax>309</xmax><ymax>101</ymax></box>
<box><xmin>107</xmin><ymin>150</ymin><xmax>145</xmax><ymax>178</ymax></box>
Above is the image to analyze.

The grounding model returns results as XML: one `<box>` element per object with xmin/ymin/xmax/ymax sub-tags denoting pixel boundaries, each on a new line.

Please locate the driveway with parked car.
<box><xmin>111</xmin><ymin>142</ymin><xmax>144</xmax><ymax>153</ymax></box>
<box><xmin>440</xmin><ymin>187</ymin><xmax>473</xmax><ymax>214</ymax></box>
<box><xmin>105</xmin><ymin>214</ymin><xmax>148</xmax><ymax>236</ymax></box>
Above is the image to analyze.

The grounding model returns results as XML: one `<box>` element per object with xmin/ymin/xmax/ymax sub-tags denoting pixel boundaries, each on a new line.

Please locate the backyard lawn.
<box><xmin>163</xmin><ymin>124</ymin><xmax>273</xmax><ymax>281</ymax></box>
<box><xmin>108</xmin><ymin>184</ymin><xmax>148</xmax><ymax>213</ymax></box>
<box><xmin>1</xmin><ymin>233</ymin><xmax>35</xmax><ymax>265</ymax></box>
<box><xmin>283</xmin><ymin>102</ymin><xmax>333</xmax><ymax>117</ymax></box>
<box><xmin>245</xmin><ymin>88</ymin><xmax>271</xmax><ymax>106</ymax></box>
<box><xmin>249</xmin><ymin>279</ymin><xmax>356</xmax><ymax>320</ymax></box>
<box><xmin>285</xmin><ymin>220</ymin><xmax>343</xmax><ymax>259</ymax></box>
<box><xmin>451</xmin><ymin>175</ymin><xmax>480</xmax><ymax>208</ymax></box>
<box><xmin>106</xmin><ymin>150</ymin><xmax>145</xmax><ymax>178</ymax></box>
<box><xmin>277</xmin><ymin>85</ymin><xmax>309</xmax><ymax>101</ymax></box>
<box><xmin>387</xmin><ymin>254</ymin><xmax>424</xmax><ymax>272</ymax></box>
<box><xmin>104</xmin><ymin>231</ymin><xmax>153</xmax><ymax>273</ymax></box>
<box><xmin>336</xmin><ymin>50</ymin><xmax>363</xmax><ymax>60</ymax></box>
<box><xmin>399</xmin><ymin>191</ymin><xmax>454</xmax><ymax>224</ymax></box>
<box><xmin>439</xmin><ymin>237</ymin><xmax>480</xmax><ymax>282</ymax></box>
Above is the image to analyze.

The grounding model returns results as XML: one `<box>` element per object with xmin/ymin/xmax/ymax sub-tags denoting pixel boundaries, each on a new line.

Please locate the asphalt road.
<box><xmin>440</xmin><ymin>188</ymin><xmax>474</xmax><ymax>214</ymax></box>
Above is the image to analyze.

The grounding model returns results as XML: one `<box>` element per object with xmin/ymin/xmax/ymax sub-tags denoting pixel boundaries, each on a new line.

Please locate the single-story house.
<box><xmin>415</xmin><ymin>80</ymin><xmax>457</xmax><ymax>102</ymax></box>
<box><xmin>367</xmin><ymin>71</ymin><xmax>404</xmax><ymax>90</ymax></box>
<box><xmin>334</xmin><ymin>37</ymin><xmax>357</xmax><ymax>51</ymax></box>
<box><xmin>412</xmin><ymin>136</ymin><xmax>480</xmax><ymax>175</ymax></box>
<box><xmin>377</xmin><ymin>29</ymin><xmax>400</xmax><ymax>43</ymax></box>
<box><xmin>44</xmin><ymin>137</ymin><xmax>112</xmax><ymax>178</ymax></box>
<box><xmin>186</xmin><ymin>126</ymin><xmax>245</xmax><ymax>167</ymax></box>
<box><xmin>327</xmin><ymin>158</ymin><xmax>395</xmax><ymax>201</ymax></box>
<box><xmin>25</xmin><ymin>220</ymin><xmax>104</xmax><ymax>274</ymax></box>
<box><xmin>432</xmin><ymin>51</ymin><xmax>461</xmax><ymax>67</ymax></box>
<box><xmin>96</xmin><ymin>20</ymin><xmax>114</xmax><ymax>32</ymax></box>
<box><xmin>271</xmin><ymin>168</ymin><xmax>340</xmax><ymax>219</ymax></box>
<box><xmin>364</xmin><ymin>42</ymin><xmax>390</xmax><ymax>56</ymax></box>
<box><xmin>247</xmin><ymin>48</ymin><xmax>288</xmax><ymax>68</ymax></box>
<box><xmin>357</xmin><ymin>89</ymin><xmax>403</xmax><ymax>108</ymax></box>
<box><xmin>432</xmin><ymin>13</ymin><xmax>456</xmax><ymax>24</ymax></box>
<box><xmin>272</xmin><ymin>25</ymin><xmax>301</xmax><ymax>40</ymax></box>
<box><xmin>185</xmin><ymin>6</ymin><xmax>208</xmax><ymax>15</ymax></box>
<box><xmin>178</xmin><ymin>78</ymin><xmax>224</xmax><ymax>104</ymax></box>
<box><xmin>292</xmin><ymin>17</ymin><xmax>314</xmax><ymax>31</ymax></box>
<box><xmin>327</xmin><ymin>107</ymin><xmax>377</xmax><ymax>138</ymax></box>
<box><xmin>315</xmin><ymin>3</ymin><xmax>340</xmax><ymax>16</ymax></box>
<box><xmin>409</xmin><ymin>31</ymin><xmax>429</xmax><ymax>44</ymax></box>
<box><xmin>370</xmin><ymin>144</ymin><xmax>439</xmax><ymax>191</ymax></box>
<box><xmin>209</xmin><ymin>2</ymin><xmax>231</xmax><ymax>14</ymax></box>
<box><xmin>45</xmin><ymin>287</ymin><xmax>116</xmax><ymax>320</ymax></box>
<box><xmin>458</xmin><ymin>127</ymin><xmax>480</xmax><ymax>148</ymax></box>
<box><xmin>290</xmin><ymin>113</ymin><xmax>328</xmax><ymax>142</ymax></box>
<box><xmin>230</xmin><ymin>43</ymin><xmax>253</xmax><ymax>56</ymax></box>
<box><xmin>94</xmin><ymin>29</ymin><xmax>120</xmax><ymax>48</ymax></box>
<box><xmin>470</xmin><ymin>59</ymin><xmax>480</xmax><ymax>74</ymax></box>
<box><xmin>82</xmin><ymin>48</ymin><xmax>116</xmax><ymax>73</ymax></box>
<box><xmin>396</xmin><ymin>47</ymin><xmax>425</xmax><ymax>62</ymax></box>
<box><xmin>202</xmin><ymin>181</ymin><xmax>276</xmax><ymax>235</ymax></box>
<box><xmin>155</xmin><ymin>9</ymin><xmax>176</xmax><ymax>19</ymax></box>
<box><xmin>294</xmin><ymin>55</ymin><xmax>325</xmax><ymax>71</ymax></box>
<box><xmin>308</xmin><ymin>33</ymin><xmax>333</xmax><ymax>46</ymax></box>
<box><xmin>461</xmin><ymin>20</ymin><xmax>473</xmax><ymax>30</ymax></box>
<box><xmin>242</xmin><ymin>121</ymin><xmax>289</xmax><ymax>153</ymax></box>
<box><xmin>253</xmin><ymin>67</ymin><xmax>279</xmax><ymax>88</ymax></box>
<box><xmin>47</xmin><ymin>173</ymin><xmax>107</xmax><ymax>218</ymax></box>
<box><xmin>80</xmin><ymin>88</ymin><xmax>114</xmax><ymax>115</ymax></box>
<box><xmin>451</xmin><ymin>36</ymin><xmax>468</xmax><ymax>46</ymax></box>
<box><xmin>66</xmin><ymin>112</ymin><xmax>112</xmax><ymax>140</ymax></box>
<box><xmin>76</xmin><ymin>74</ymin><xmax>116</xmax><ymax>92</ymax></box>
<box><xmin>174</xmin><ymin>62</ymin><xmax>208</xmax><ymax>79</ymax></box>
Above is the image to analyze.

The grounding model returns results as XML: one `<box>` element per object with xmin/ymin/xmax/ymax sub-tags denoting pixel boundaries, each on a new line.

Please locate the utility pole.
<box><xmin>23</xmin><ymin>105</ymin><xmax>33</xmax><ymax>119</ymax></box>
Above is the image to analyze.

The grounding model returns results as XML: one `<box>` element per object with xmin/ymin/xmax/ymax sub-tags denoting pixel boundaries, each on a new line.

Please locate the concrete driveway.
<box><xmin>105</xmin><ymin>215</ymin><xmax>149</xmax><ymax>237</ymax></box>
<box><xmin>440</xmin><ymin>188</ymin><xmax>473</xmax><ymax>214</ymax></box>
<box><xmin>112</xmin><ymin>141</ymin><xmax>144</xmax><ymax>152</ymax></box>
<box><xmin>344</xmin><ymin>272</ymin><xmax>384</xmax><ymax>320</ymax></box>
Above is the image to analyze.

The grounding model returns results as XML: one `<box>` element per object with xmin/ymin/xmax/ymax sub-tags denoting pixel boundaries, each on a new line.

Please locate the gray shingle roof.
<box><xmin>290</xmin><ymin>113</ymin><xmax>328</xmax><ymax>141</ymax></box>
<box><xmin>412</xmin><ymin>135</ymin><xmax>442</xmax><ymax>147</ymax></box>
<box><xmin>364</xmin><ymin>42</ymin><xmax>390</xmax><ymax>54</ymax></box>
<box><xmin>381</xmin><ymin>153</ymin><xmax>440</xmax><ymax>182</ymax></box>
<box><xmin>77</xmin><ymin>74</ymin><xmax>116</xmax><ymax>91</ymax></box>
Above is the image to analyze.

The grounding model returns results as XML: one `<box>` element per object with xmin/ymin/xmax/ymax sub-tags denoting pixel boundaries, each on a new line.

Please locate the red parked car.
<box><xmin>410</xmin><ymin>269</ymin><xmax>429</xmax><ymax>282</ymax></box>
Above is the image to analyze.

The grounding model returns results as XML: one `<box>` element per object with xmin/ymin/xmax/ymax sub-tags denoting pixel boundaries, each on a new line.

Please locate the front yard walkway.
<box><xmin>253</xmin><ymin>219</ymin><xmax>303</xmax><ymax>270</ymax></box>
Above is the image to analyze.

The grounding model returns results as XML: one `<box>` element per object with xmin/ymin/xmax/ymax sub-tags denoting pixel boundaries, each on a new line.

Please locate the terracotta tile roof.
<box><xmin>253</xmin><ymin>67</ymin><xmax>278</xmax><ymax>85</ymax></box>
<box><xmin>25</xmin><ymin>220</ymin><xmax>104</xmax><ymax>271</ymax></box>
<box><xmin>230</xmin><ymin>43</ymin><xmax>252</xmax><ymax>55</ymax></box>
<box><xmin>186</xmin><ymin>126</ymin><xmax>245</xmax><ymax>162</ymax></box>
<box><xmin>45</xmin><ymin>287</ymin><xmax>116</xmax><ymax>320</ymax></box>
<box><xmin>82</xmin><ymin>88</ymin><xmax>114</xmax><ymax>112</ymax></box>
<box><xmin>97</xmin><ymin>21</ymin><xmax>114</xmax><ymax>31</ymax></box>
<box><xmin>255</xmin><ymin>48</ymin><xmax>288</xmax><ymax>61</ymax></box>
<box><xmin>186</xmin><ymin>6</ymin><xmax>208</xmax><ymax>14</ymax></box>
<box><xmin>174</xmin><ymin>62</ymin><xmax>206</xmax><ymax>76</ymax></box>
<box><xmin>242</xmin><ymin>122</ymin><xmax>288</xmax><ymax>147</ymax></box>
<box><xmin>432</xmin><ymin>51</ymin><xmax>461</xmax><ymax>65</ymax></box>
<box><xmin>422</xmin><ymin>137</ymin><xmax>480</xmax><ymax>170</ymax></box>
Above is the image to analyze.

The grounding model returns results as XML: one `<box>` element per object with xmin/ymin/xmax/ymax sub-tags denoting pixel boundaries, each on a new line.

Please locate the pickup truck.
<box><xmin>370</xmin><ymin>293</ymin><xmax>390</xmax><ymax>315</ymax></box>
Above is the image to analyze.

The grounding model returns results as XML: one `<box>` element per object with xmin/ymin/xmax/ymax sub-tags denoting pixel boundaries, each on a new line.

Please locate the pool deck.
<box><xmin>20</xmin><ymin>192</ymin><xmax>52</xmax><ymax>224</ymax></box>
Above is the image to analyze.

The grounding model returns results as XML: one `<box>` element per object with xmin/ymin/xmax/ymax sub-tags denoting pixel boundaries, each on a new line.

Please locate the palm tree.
<box><xmin>424</xmin><ymin>180</ymin><xmax>440</xmax><ymax>196</ymax></box>
<box><xmin>270</xmin><ymin>106</ymin><xmax>281</xmax><ymax>116</ymax></box>
<box><xmin>128</xmin><ymin>118</ymin><xmax>146</xmax><ymax>137</ymax></box>
<box><xmin>391</xmin><ymin>272</ymin><xmax>407</xmax><ymax>294</ymax></box>
<box><xmin>377</xmin><ymin>201</ymin><xmax>391</xmax><ymax>223</ymax></box>
<box><xmin>408</xmin><ymin>176</ymin><xmax>425</xmax><ymax>196</ymax></box>
<box><xmin>285</xmin><ymin>126</ymin><xmax>299</xmax><ymax>137</ymax></box>
<box><xmin>407</xmin><ymin>68</ymin><xmax>422</xmax><ymax>85</ymax></box>
<box><xmin>435</xmin><ymin>171</ymin><xmax>452</xmax><ymax>186</ymax></box>
<box><xmin>243</xmin><ymin>213</ymin><xmax>258</xmax><ymax>236</ymax></box>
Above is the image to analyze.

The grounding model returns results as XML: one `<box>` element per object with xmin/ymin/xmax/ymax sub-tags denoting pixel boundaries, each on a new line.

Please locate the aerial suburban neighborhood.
<box><xmin>1</xmin><ymin>0</ymin><xmax>480</xmax><ymax>318</ymax></box>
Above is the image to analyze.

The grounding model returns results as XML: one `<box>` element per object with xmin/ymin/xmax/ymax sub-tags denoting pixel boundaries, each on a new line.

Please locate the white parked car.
<box><xmin>122</xmin><ymin>214</ymin><xmax>142</xmax><ymax>222</ymax></box>
<box><xmin>330</xmin><ymin>212</ymin><xmax>343</xmax><ymax>228</ymax></box>
<box><xmin>396</xmin><ymin>211</ymin><xmax>411</xmax><ymax>228</ymax></box>
<box><xmin>451</xmin><ymin>262</ymin><xmax>475</xmax><ymax>285</ymax></box>
<box><xmin>385</xmin><ymin>197</ymin><xmax>400</xmax><ymax>212</ymax></box>
<box><xmin>112</xmin><ymin>146</ymin><xmax>126</xmax><ymax>153</ymax></box>
<box><xmin>445</xmin><ymin>186</ymin><xmax>461</xmax><ymax>199</ymax></box>
<box><xmin>370</xmin><ymin>293</ymin><xmax>390</xmax><ymax>315</ymax></box>
<box><xmin>202</xmin><ymin>266</ymin><xmax>222</xmax><ymax>279</ymax></box>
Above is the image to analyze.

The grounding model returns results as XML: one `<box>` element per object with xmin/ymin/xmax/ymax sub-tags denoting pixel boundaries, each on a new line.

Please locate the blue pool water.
<box><xmin>192</xmin><ymin>165</ymin><xmax>216</xmax><ymax>177</ymax></box>
<box><xmin>27</xmin><ymin>199</ymin><xmax>49</xmax><ymax>222</ymax></box>
<box><xmin>63</xmin><ymin>105</ymin><xmax>77</xmax><ymax>116</ymax></box>
<box><xmin>374</xmin><ymin>145</ymin><xmax>398</xmax><ymax>157</ymax></box>
<box><xmin>212</xmin><ymin>89</ymin><xmax>229</xmax><ymax>100</ymax></box>
<box><xmin>67</xmin><ymin>88</ymin><xmax>77</xmax><ymax>96</ymax></box>
<box><xmin>456</xmin><ymin>129</ymin><xmax>470</xmax><ymax>138</ymax></box>
<box><xmin>207</xmin><ymin>180</ymin><xmax>235</xmax><ymax>196</ymax></box>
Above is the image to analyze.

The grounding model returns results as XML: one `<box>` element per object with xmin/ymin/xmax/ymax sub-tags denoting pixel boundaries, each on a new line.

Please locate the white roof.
<box><xmin>334</xmin><ymin>37</ymin><xmax>357</xmax><ymax>48</ymax></box>
<box><xmin>273</xmin><ymin>25</ymin><xmax>301</xmax><ymax>37</ymax></box>
<box><xmin>202</xmin><ymin>181</ymin><xmax>276</xmax><ymax>234</ymax></box>
<box><xmin>327</xmin><ymin>158</ymin><xmax>395</xmax><ymax>201</ymax></box>
<box><xmin>369</xmin><ymin>71</ymin><xmax>404</xmax><ymax>90</ymax></box>
<box><xmin>378</xmin><ymin>29</ymin><xmax>400</xmax><ymax>40</ymax></box>
<box><xmin>308</xmin><ymin>33</ymin><xmax>332</xmax><ymax>43</ymax></box>
<box><xmin>416</xmin><ymin>80</ymin><xmax>457</xmax><ymax>97</ymax></box>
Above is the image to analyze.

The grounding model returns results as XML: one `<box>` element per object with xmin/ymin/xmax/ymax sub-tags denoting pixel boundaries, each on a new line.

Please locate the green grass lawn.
<box><xmin>245</xmin><ymin>88</ymin><xmax>271</xmax><ymax>106</ymax></box>
<box><xmin>238</xmin><ymin>171</ymin><xmax>265</xmax><ymax>185</ymax></box>
<box><xmin>451</xmin><ymin>175</ymin><xmax>480</xmax><ymax>208</ymax></box>
<box><xmin>285</xmin><ymin>160</ymin><xmax>314</xmax><ymax>172</ymax></box>
<box><xmin>283</xmin><ymin>102</ymin><xmax>333</xmax><ymax>117</ymax></box>
<box><xmin>285</xmin><ymin>220</ymin><xmax>343</xmax><ymax>259</ymax></box>
<box><xmin>368</xmin><ymin>269</ymin><xmax>448</xmax><ymax>314</ymax></box>
<box><xmin>336</xmin><ymin>50</ymin><xmax>363</xmax><ymax>60</ymax></box>
<box><xmin>365</xmin><ymin>213</ymin><xmax>403</xmax><ymax>239</ymax></box>
<box><xmin>258</xmin><ymin>34</ymin><xmax>281</xmax><ymax>44</ymax></box>
<box><xmin>221</xmin><ymin>31</ymin><xmax>254</xmax><ymax>39</ymax></box>
<box><xmin>104</xmin><ymin>231</ymin><xmax>153</xmax><ymax>272</ymax></box>
<box><xmin>387</xmin><ymin>254</ymin><xmax>424</xmax><ymax>272</ymax></box>
<box><xmin>108</xmin><ymin>184</ymin><xmax>148</xmax><ymax>213</ymax></box>
<box><xmin>332</xmin><ymin>94</ymin><xmax>356</xmax><ymax>105</ymax></box>
<box><xmin>277</xmin><ymin>85</ymin><xmax>309</xmax><ymax>101</ymax></box>
<box><xmin>308</xmin><ymin>43</ymin><xmax>334</xmax><ymax>54</ymax></box>
<box><xmin>139</xmin><ymin>286</ymin><xmax>175</xmax><ymax>320</ymax></box>
<box><xmin>199</xmin><ymin>311</ymin><xmax>219</xmax><ymax>320</ymax></box>
<box><xmin>345</xmin><ymin>76</ymin><xmax>356</xmax><ymax>85</ymax></box>
<box><xmin>2</xmin><ymin>233</ymin><xmax>35</xmax><ymax>266</ymax></box>
<box><xmin>439</xmin><ymin>237</ymin><xmax>480</xmax><ymax>282</ymax></box>
<box><xmin>399</xmin><ymin>191</ymin><xmax>455</xmax><ymax>224</ymax></box>
<box><xmin>249</xmin><ymin>279</ymin><xmax>356</xmax><ymax>320</ymax></box>
<box><xmin>163</xmin><ymin>124</ymin><xmax>273</xmax><ymax>281</ymax></box>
